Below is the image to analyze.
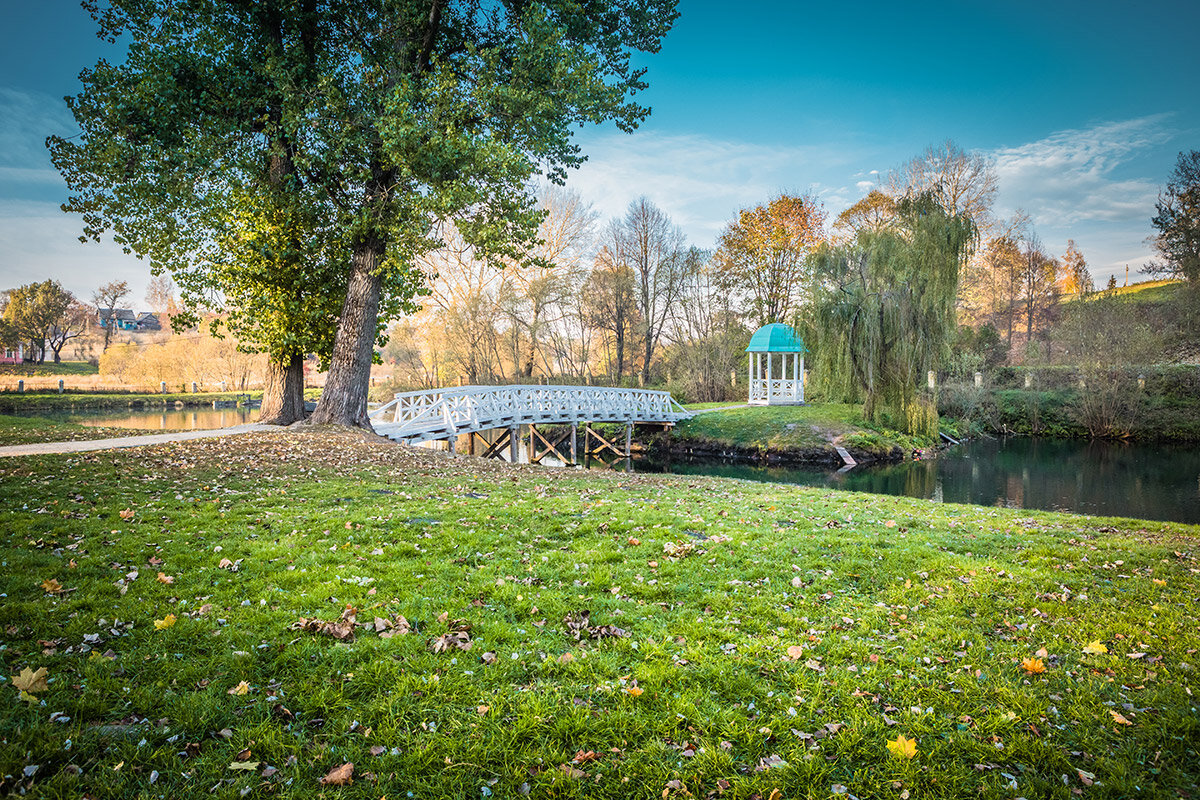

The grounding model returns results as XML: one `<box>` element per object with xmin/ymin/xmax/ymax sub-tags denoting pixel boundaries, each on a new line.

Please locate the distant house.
<box><xmin>136</xmin><ymin>312</ymin><xmax>161</xmax><ymax>331</ymax></box>
<box><xmin>1</xmin><ymin>343</ymin><xmax>24</xmax><ymax>364</ymax></box>
<box><xmin>98</xmin><ymin>308</ymin><xmax>138</xmax><ymax>330</ymax></box>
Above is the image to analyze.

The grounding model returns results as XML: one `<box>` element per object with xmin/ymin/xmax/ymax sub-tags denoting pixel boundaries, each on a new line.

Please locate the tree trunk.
<box><xmin>258</xmin><ymin>352</ymin><xmax>307</xmax><ymax>425</ymax></box>
<box><xmin>310</xmin><ymin>239</ymin><xmax>385</xmax><ymax>428</ymax></box>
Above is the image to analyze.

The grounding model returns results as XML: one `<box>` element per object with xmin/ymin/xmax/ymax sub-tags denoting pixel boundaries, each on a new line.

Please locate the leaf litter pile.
<box><xmin>0</xmin><ymin>427</ymin><xmax>1197</xmax><ymax>799</ymax></box>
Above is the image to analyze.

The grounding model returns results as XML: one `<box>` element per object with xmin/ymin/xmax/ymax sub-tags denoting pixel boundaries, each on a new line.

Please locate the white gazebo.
<box><xmin>746</xmin><ymin>323</ymin><xmax>807</xmax><ymax>405</ymax></box>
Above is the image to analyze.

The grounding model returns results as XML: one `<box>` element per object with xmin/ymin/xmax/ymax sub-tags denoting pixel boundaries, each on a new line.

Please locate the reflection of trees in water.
<box><xmin>637</xmin><ymin>437</ymin><xmax>1200</xmax><ymax>524</ymax></box>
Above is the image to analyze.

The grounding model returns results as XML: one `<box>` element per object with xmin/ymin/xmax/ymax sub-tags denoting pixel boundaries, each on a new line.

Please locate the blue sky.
<box><xmin>2</xmin><ymin>0</ymin><xmax>1197</xmax><ymax>303</ymax></box>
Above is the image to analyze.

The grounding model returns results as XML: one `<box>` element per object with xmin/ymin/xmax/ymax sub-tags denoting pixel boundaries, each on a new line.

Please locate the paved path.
<box><xmin>0</xmin><ymin>423</ymin><xmax>277</xmax><ymax>458</ymax></box>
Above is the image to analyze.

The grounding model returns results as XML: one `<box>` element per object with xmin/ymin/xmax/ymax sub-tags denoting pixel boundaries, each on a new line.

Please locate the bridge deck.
<box><xmin>369</xmin><ymin>385</ymin><xmax>692</xmax><ymax>444</ymax></box>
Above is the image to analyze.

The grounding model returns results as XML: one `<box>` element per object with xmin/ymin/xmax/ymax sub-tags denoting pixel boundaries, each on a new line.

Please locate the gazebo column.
<box><xmin>798</xmin><ymin>355</ymin><xmax>805</xmax><ymax>402</ymax></box>
<box><xmin>766</xmin><ymin>352</ymin><xmax>773</xmax><ymax>404</ymax></box>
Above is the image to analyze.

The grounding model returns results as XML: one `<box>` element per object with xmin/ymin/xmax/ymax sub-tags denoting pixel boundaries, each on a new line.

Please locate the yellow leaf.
<box><xmin>119</xmin><ymin>508</ymin><xmax>135</xmax><ymax>520</ymax></box>
<box><xmin>154</xmin><ymin>614</ymin><xmax>176</xmax><ymax>630</ymax></box>
<box><xmin>1152</xmin><ymin>578</ymin><xmax>1166</xmax><ymax>586</ymax></box>
<box><xmin>785</xmin><ymin>645</ymin><xmax>804</xmax><ymax>661</ymax></box>
<box><xmin>1109</xmin><ymin>709</ymin><xmax>1133</xmax><ymax>726</ymax></box>
<box><xmin>156</xmin><ymin>572</ymin><xmax>174</xmax><ymax>584</ymax></box>
<box><xmin>12</xmin><ymin>666</ymin><xmax>49</xmax><ymax>694</ymax></box>
<box><xmin>625</xmin><ymin>686</ymin><xmax>644</xmax><ymax>697</ymax></box>
<box><xmin>41</xmin><ymin>578</ymin><xmax>63</xmax><ymax>594</ymax></box>
<box><xmin>1082</xmin><ymin>640</ymin><xmax>1108</xmax><ymax>655</ymax></box>
<box><xmin>886</xmin><ymin>734</ymin><xmax>918</xmax><ymax>759</ymax></box>
<box><xmin>228</xmin><ymin>680</ymin><xmax>251</xmax><ymax>696</ymax></box>
<box><xmin>1021</xmin><ymin>657</ymin><xmax>1046</xmax><ymax>675</ymax></box>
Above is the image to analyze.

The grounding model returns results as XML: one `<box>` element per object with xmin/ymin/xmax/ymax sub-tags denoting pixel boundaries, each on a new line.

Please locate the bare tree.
<box><xmin>583</xmin><ymin>246</ymin><xmax>640</xmax><ymax>380</ymax></box>
<box><xmin>48</xmin><ymin>300</ymin><xmax>91</xmax><ymax>362</ymax></box>
<box><xmin>610</xmin><ymin>198</ymin><xmax>688</xmax><ymax>384</ymax></box>
<box><xmin>93</xmin><ymin>280</ymin><xmax>131</xmax><ymax>352</ymax></box>
<box><xmin>1019</xmin><ymin>234</ymin><xmax>1060</xmax><ymax>352</ymax></box>
<box><xmin>888</xmin><ymin>140</ymin><xmax>998</xmax><ymax>229</ymax></box>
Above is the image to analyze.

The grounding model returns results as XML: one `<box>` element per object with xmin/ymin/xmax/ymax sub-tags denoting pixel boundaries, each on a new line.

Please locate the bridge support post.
<box><xmin>570</xmin><ymin>423</ymin><xmax>578</xmax><ymax>466</ymax></box>
<box><xmin>624</xmin><ymin>422</ymin><xmax>632</xmax><ymax>456</ymax></box>
<box><xmin>509</xmin><ymin>426</ymin><xmax>519</xmax><ymax>463</ymax></box>
<box><xmin>447</xmin><ymin>435</ymin><xmax>456</xmax><ymax>456</ymax></box>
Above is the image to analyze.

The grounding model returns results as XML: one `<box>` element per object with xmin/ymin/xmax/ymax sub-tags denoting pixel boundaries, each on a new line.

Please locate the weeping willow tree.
<box><xmin>811</xmin><ymin>192</ymin><xmax>976</xmax><ymax>437</ymax></box>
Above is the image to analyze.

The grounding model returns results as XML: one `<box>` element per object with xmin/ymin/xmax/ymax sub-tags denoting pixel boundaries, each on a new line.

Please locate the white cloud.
<box><xmin>565</xmin><ymin>131</ymin><xmax>862</xmax><ymax>247</ymax></box>
<box><xmin>991</xmin><ymin>115</ymin><xmax>1172</xmax><ymax>227</ymax></box>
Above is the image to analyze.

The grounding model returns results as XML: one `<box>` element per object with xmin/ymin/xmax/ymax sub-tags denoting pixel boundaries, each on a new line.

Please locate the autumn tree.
<box><xmin>976</xmin><ymin>235</ymin><xmax>1025</xmax><ymax>347</ymax></box>
<box><xmin>1059</xmin><ymin>240</ymin><xmax>1093</xmax><ymax>296</ymax></box>
<box><xmin>1147</xmin><ymin>149</ymin><xmax>1200</xmax><ymax>284</ymax></box>
<box><xmin>712</xmin><ymin>193</ymin><xmax>826</xmax><ymax>328</ymax></box>
<box><xmin>1018</xmin><ymin>235</ymin><xmax>1060</xmax><ymax>347</ymax></box>
<box><xmin>3</xmin><ymin>280</ymin><xmax>83</xmax><ymax>363</ymax></box>
<box><xmin>92</xmin><ymin>280</ymin><xmax>130</xmax><ymax>352</ymax></box>
<box><xmin>832</xmin><ymin>189</ymin><xmax>896</xmax><ymax>240</ymax></box>
<box><xmin>811</xmin><ymin>193</ymin><xmax>976</xmax><ymax>436</ymax></box>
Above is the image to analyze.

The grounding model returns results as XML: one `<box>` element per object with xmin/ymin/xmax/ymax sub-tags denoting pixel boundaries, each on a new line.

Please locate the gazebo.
<box><xmin>746</xmin><ymin>323</ymin><xmax>807</xmax><ymax>405</ymax></box>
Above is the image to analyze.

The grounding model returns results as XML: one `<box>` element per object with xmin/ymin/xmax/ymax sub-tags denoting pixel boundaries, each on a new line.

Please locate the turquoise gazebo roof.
<box><xmin>745</xmin><ymin>323</ymin><xmax>807</xmax><ymax>353</ymax></box>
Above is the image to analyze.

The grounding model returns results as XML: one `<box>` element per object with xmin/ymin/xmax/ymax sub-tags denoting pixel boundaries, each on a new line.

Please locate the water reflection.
<box><xmin>638</xmin><ymin>437</ymin><xmax>1200</xmax><ymax>525</ymax></box>
<box><xmin>17</xmin><ymin>407</ymin><xmax>255</xmax><ymax>431</ymax></box>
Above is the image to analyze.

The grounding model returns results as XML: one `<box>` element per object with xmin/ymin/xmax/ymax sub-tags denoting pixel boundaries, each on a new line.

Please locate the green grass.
<box><xmin>0</xmin><ymin>362</ymin><xmax>99</xmax><ymax>377</ymax></box>
<box><xmin>1</xmin><ymin>427</ymin><xmax>1196</xmax><ymax>798</ymax></box>
<box><xmin>0</xmin><ymin>414</ymin><xmax>162</xmax><ymax>446</ymax></box>
<box><xmin>675</xmin><ymin>404</ymin><xmax>925</xmax><ymax>456</ymax></box>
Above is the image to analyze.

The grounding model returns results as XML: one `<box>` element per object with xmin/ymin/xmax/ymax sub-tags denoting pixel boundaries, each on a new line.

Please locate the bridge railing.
<box><xmin>369</xmin><ymin>384</ymin><xmax>691</xmax><ymax>440</ymax></box>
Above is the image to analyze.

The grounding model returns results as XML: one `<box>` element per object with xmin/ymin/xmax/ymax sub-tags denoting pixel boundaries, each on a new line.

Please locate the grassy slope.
<box><xmin>674</xmin><ymin>405</ymin><xmax>924</xmax><ymax>455</ymax></box>
<box><xmin>1</xmin><ymin>429</ymin><xmax>1196</xmax><ymax>799</ymax></box>
<box><xmin>0</xmin><ymin>414</ymin><xmax>162</xmax><ymax>446</ymax></box>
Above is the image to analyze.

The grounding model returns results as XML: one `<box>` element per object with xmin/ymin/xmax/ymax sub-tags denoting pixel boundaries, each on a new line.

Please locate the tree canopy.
<box><xmin>811</xmin><ymin>193</ymin><xmax>977</xmax><ymax>436</ymax></box>
<box><xmin>1149</xmin><ymin>149</ymin><xmax>1200</xmax><ymax>284</ymax></box>
<box><xmin>51</xmin><ymin>0</ymin><xmax>678</xmax><ymax>427</ymax></box>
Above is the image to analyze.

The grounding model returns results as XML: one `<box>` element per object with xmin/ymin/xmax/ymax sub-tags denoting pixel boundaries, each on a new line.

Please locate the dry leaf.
<box><xmin>558</xmin><ymin>764</ymin><xmax>586</xmax><ymax>779</ymax></box>
<box><xmin>1021</xmin><ymin>657</ymin><xmax>1046</xmax><ymax>675</ymax></box>
<box><xmin>228</xmin><ymin>680</ymin><xmax>251</xmax><ymax>696</ymax></box>
<box><xmin>1109</xmin><ymin>709</ymin><xmax>1132</xmax><ymax>726</ymax></box>
<box><xmin>228</xmin><ymin>761</ymin><xmax>260</xmax><ymax>771</ymax></box>
<box><xmin>785</xmin><ymin>645</ymin><xmax>804</xmax><ymax>661</ymax></box>
<box><xmin>557</xmin><ymin>652</ymin><xmax>575</xmax><ymax>664</ymax></box>
<box><xmin>156</xmin><ymin>572</ymin><xmax>174</xmax><ymax>584</ymax></box>
<box><xmin>218</xmin><ymin>558</ymin><xmax>234</xmax><ymax>569</ymax></box>
<box><xmin>13</xmin><ymin>666</ymin><xmax>49</xmax><ymax>694</ymax></box>
<box><xmin>119</xmin><ymin>508</ymin><xmax>135</xmax><ymax>520</ymax></box>
<box><xmin>319</xmin><ymin>762</ymin><xmax>354</xmax><ymax>786</ymax></box>
<box><xmin>1082</xmin><ymin>640</ymin><xmax>1108</xmax><ymax>655</ymax></box>
<box><xmin>476</xmin><ymin>705</ymin><xmax>490</xmax><ymax>715</ymax></box>
<box><xmin>41</xmin><ymin>578</ymin><xmax>62</xmax><ymax>594</ymax></box>
<box><xmin>625</xmin><ymin>686</ymin><xmax>644</xmax><ymax>697</ymax></box>
<box><xmin>886</xmin><ymin>734</ymin><xmax>918</xmax><ymax>759</ymax></box>
<box><xmin>154</xmin><ymin>614</ymin><xmax>176</xmax><ymax>630</ymax></box>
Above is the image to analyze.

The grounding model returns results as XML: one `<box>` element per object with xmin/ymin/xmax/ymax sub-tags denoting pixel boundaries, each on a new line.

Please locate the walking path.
<box><xmin>0</xmin><ymin>423</ymin><xmax>276</xmax><ymax>458</ymax></box>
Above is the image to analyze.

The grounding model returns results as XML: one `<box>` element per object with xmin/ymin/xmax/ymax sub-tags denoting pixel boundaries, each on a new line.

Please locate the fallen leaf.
<box><xmin>228</xmin><ymin>681</ymin><xmax>250</xmax><ymax>696</ymax></box>
<box><xmin>218</xmin><ymin>558</ymin><xmax>234</xmax><ymax>569</ymax></box>
<box><xmin>319</xmin><ymin>762</ymin><xmax>354</xmax><ymax>786</ymax></box>
<box><xmin>119</xmin><ymin>508</ymin><xmax>135</xmax><ymax>520</ymax></box>
<box><xmin>154</xmin><ymin>614</ymin><xmax>176</xmax><ymax>630</ymax></box>
<box><xmin>625</xmin><ymin>686</ymin><xmax>644</xmax><ymax>697</ymax></box>
<box><xmin>228</xmin><ymin>761</ymin><xmax>260</xmax><ymax>771</ymax></box>
<box><xmin>13</xmin><ymin>666</ymin><xmax>49</xmax><ymax>694</ymax></box>
<box><xmin>41</xmin><ymin>578</ymin><xmax>62</xmax><ymax>594</ymax></box>
<box><xmin>558</xmin><ymin>764</ymin><xmax>586</xmax><ymax>779</ymax></box>
<box><xmin>1109</xmin><ymin>710</ymin><xmax>1132</xmax><ymax>726</ymax></box>
<box><xmin>785</xmin><ymin>645</ymin><xmax>804</xmax><ymax>661</ymax></box>
<box><xmin>1082</xmin><ymin>641</ymin><xmax>1108</xmax><ymax>655</ymax></box>
<box><xmin>557</xmin><ymin>652</ymin><xmax>575</xmax><ymax>664</ymax></box>
<box><xmin>156</xmin><ymin>572</ymin><xmax>174</xmax><ymax>584</ymax></box>
<box><xmin>887</xmin><ymin>734</ymin><xmax>918</xmax><ymax>759</ymax></box>
<box><xmin>476</xmin><ymin>705</ymin><xmax>490</xmax><ymax>715</ymax></box>
<box><xmin>1021</xmin><ymin>657</ymin><xmax>1046</xmax><ymax>675</ymax></box>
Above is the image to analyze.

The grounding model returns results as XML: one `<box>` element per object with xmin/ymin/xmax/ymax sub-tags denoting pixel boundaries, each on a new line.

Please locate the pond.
<box><xmin>638</xmin><ymin>437</ymin><xmax>1200</xmax><ymax>525</ymax></box>
<box><xmin>11</xmin><ymin>406</ymin><xmax>256</xmax><ymax>431</ymax></box>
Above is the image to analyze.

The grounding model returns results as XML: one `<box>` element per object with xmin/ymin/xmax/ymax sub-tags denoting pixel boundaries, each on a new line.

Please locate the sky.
<box><xmin>1</xmin><ymin>0</ymin><xmax>1197</xmax><ymax>306</ymax></box>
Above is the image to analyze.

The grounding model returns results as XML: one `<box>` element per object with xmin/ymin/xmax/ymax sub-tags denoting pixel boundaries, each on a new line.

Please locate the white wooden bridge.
<box><xmin>368</xmin><ymin>385</ymin><xmax>693</xmax><ymax>464</ymax></box>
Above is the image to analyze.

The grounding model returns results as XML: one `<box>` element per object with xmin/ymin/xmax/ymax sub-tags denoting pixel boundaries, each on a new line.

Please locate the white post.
<box><xmin>766</xmin><ymin>352</ymin><xmax>773</xmax><ymax>404</ymax></box>
<box><xmin>799</xmin><ymin>356</ymin><xmax>805</xmax><ymax>402</ymax></box>
<box><xmin>747</xmin><ymin>355</ymin><xmax>752</xmax><ymax>401</ymax></box>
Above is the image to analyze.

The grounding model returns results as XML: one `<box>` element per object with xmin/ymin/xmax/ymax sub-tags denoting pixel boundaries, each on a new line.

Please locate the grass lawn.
<box><xmin>1</xmin><ymin>428</ymin><xmax>1197</xmax><ymax>799</ymax></box>
<box><xmin>0</xmin><ymin>414</ymin><xmax>162</xmax><ymax>447</ymax></box>
<box><xmin>0</xmin><ymin>362</ymin><xmax>99</xmax><ymax>378</ymax></box>
<box><xmin>674</xmin><ymin>404</ymin><xmax>927</xmax><ymax>456</ymax></box>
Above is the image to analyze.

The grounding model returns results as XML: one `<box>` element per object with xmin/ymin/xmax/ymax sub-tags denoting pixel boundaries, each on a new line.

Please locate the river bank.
<box><xmin>0</xmin><ymin>390</ymin><xmax>266</xmax><ymax>413</ymax></box>
<box><xmin>1</xmin><ymin>427</ymin><xmax>1197</xmax><ymax>798</ymax></box>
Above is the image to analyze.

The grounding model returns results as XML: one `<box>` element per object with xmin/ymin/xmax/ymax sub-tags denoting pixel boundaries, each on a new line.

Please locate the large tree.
<box><xmin>52</xmin><ymin>0</ymin><xmax>678</xmax><ymax>428</ymax></box>
<box><xmin>712</xmin><ymin>193</ymin><xmax>826</xmax><ymax>328</ymax></box>
<box><xmin>3</xmin><ymin>280</ymin><xmax>81</xmax><ymax>364</ymax></box>
<box><xmin>1059</xmin><ymin>239</ymin><xmax>1093</xmax><ymax>296</ymax></box>
<box><xmin>811</xmin><ymin>193</ymin><xmax>976</xmax><ymax>436</ymax></box>
<box><xmin>583</xmin><ymin>247</ymin><xmax>639</xmax><ymax>379</ymax></box>
<box><xmin>608</xmin><ymin>198</ymin><xmax>688</xmax><ymax>385</ymax></box>
<box><xmin>1147</xmin><ymin>149</ymin><xmax>1200</xmax><ymax>284</ymax></box>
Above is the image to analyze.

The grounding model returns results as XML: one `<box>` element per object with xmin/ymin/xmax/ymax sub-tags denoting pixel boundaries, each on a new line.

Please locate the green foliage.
<box><xmin>2</xmin><ymin>280</ymin><xmax>77</xmax><ymax>363</ymax></box>
<box><xmin>811</xmin><ymin>193</ymin><xmax>976</xmax><ymax>434</ymax></box>
<box><xmin>1148</xmin><ymin>149</ymin><xmax>1200</xmax><ymax>283</ymax></box>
